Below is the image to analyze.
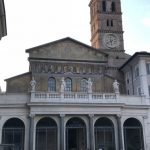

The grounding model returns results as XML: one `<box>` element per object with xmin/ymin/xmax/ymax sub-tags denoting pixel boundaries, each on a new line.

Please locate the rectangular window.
<box><xmin>127</xmin><ymin>90</ymin><xmax>130</xmax><ymax>95</ymax></box>
<box><xmin>148</xmin><ymin>86</ymin><xmax>150</xmax><ymax>96</ymax></box>
<box><xmin>137</xmin><ymin>87</ymin><xmax>141</xmax><ymax>95</ymax></box>
<box><xmin>135</xmin><ymin>66</ymin><xmax>139</xmax><ymax>77</ymax></box>
<box><xmin>146</xmin><ymin>63</ymin><xmax>150</xmax><ymax>74</ymax></box>
<box><xmin>126</xmin><ymin>72</ymin><xmax>130</xmax><ymax>84</ymax></box>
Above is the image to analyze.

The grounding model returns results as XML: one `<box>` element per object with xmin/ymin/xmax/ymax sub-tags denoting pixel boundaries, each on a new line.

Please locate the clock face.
<box><xmin>104</xmin><ymin>34</ymin><xmax>119</xmax><ymax>48</ymax></box>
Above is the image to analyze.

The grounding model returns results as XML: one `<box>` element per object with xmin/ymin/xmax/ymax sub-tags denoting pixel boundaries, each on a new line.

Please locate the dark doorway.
<box><xmin>124</xmin><ymin>118</ymin><xmax>144</xmax><ymax>150</ymax></box>
<box><xmin>66</xmin><ymin>118</ymin><xmax>87</xmax><ymax>150</ymax></box>
<box><xmin>94</xmin><ymin>117</ymin><xmax>115</xmax><ymax>150</ymax></box>
<box><xmin>36</xmin><ymin>117</ymin><xmax>57</xmax><ymax>150</ymax></box>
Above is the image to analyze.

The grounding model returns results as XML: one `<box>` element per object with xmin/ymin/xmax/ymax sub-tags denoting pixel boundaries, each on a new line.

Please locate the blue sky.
<box><xmin>0</xmin><ymin>0</ymin><xmax>150</xmax><ymax>91</ymax></box>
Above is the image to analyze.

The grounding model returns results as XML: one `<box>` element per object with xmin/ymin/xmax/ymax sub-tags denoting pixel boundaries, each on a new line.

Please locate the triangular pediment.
<box><xmin>26</xmin><ymin>37</ymin><xmax>108</xmax><ymax>62</ymax></box>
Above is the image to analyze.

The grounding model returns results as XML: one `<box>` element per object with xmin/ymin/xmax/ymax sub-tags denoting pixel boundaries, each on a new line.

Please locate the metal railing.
<box><xmin>0</xmin><ymin>144</ymin><xmax>20</xmax><ymax>150</ymax></box>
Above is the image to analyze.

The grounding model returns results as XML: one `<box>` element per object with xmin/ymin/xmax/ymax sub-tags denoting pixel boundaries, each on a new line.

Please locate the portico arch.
<box><xmin>36</xmin><ymin>117</ymin><xmax>57</xmax><ymax>150</ymax></box>
<box><xmin>66</xmin><ymin>117</ymin><xmax>87</xmax><ymax>150</ymax></box>
<box><xmin>123</xmin><ymin>118</ymin><xmax>144</xmax><ymax>150</ymax></box>
<box><xmin>2</xmin><ymin>118</ymin><xmax>25</xmax><ymax>150</ymax></box>
<box><xmin>94</xmin><ymin>117</ymin><xmax>115</xmax><ymax>150</ymax></box>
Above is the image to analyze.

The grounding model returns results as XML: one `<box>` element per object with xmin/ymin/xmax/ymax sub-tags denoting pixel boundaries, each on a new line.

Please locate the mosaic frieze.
<box><xmin>30</xmin><ymin>62</ymin><xmax>105</xmax><ymax>75</ymax></box>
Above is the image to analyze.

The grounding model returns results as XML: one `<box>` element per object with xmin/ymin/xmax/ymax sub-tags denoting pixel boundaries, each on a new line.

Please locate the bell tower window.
<box><xmin>112</xmin><ymin>2</ymin><xmax>116</xmax><ymax>12</ymax></box>
<box><xmin>102</xmin><ymin>1</ymin><xmax>106</xmax><ymax>12</ymax></box>
<box><xmin>111</xmin><ymin>20</ymin><xmax>113</xmax><ymax>26</ymax></box>
<box><xmin>107</xmin><ymin>20</ymin><xmax>109</xmax><ymax>26</ymax></box>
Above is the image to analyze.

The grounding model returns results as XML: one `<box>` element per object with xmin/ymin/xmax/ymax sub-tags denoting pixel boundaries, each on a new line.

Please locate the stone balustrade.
<box><xmin>0</xmin><ymin>92</ymin><xmax>148</xmax><ymax>105</ymax></box>
<box><xmin>31</xmin><ymin>91</ymin><xmax>148</xmax><ymax>105</ymax></box>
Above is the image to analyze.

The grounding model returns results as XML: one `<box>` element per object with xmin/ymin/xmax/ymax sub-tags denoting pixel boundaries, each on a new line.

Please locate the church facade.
<box><xmin>0</xmin><ymin>0</ymin><xmax>150</xmax><ymax>150</ymax></box>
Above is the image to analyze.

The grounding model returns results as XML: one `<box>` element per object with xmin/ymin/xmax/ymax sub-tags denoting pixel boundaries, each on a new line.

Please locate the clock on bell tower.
<box><xmin>89</xmin><ymin>0</ymin><xmax>124</xmax><ymax>51</ymax></box>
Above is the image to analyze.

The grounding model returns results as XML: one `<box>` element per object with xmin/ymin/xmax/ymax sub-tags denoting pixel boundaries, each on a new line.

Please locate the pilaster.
<box><xmin>89</xmin><ymin>114</ymin><xmax>95</xmax><ymax>150</ymax></box>
<box><xmin>116</xmin><ymin>115</ymin><xmax>123</xmax><ymax>150</ymax></box>
<box><xmin>60</xmin><ymin>114</ymin><xmax>65</xmax><ymax>150</ymax></box>
<box><xmin>29</xmin><ymin>114</ymin><xmax>35</xmax><ymax>150</ymax></box>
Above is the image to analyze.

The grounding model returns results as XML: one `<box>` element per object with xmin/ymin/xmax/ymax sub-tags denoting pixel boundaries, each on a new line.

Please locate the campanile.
<box><xmin>89</xmin><ymin>0</ymin><xmax>124</xmax><ymax>51</ymax></box>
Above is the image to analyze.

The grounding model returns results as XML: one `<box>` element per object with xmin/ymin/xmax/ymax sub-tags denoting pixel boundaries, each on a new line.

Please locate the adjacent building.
<box><xmin>0</xmin><ymin>0</ymin><xmax>150</xmax><ymax>150</ymax></box>
<box><xmin>0</xmin><ymin>0</ymin><xmax>7</xmax><ymax>40</ymax></box>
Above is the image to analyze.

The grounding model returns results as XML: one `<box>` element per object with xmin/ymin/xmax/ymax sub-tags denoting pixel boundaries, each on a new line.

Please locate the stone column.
<box><xmin>29</xmin><ymin>114</ymin><xmax>35</xmax><ymax>150</ymax></box>
<box><xmin>143</xmin><ymin>115</ymin><xmax>148</xmax><ymax>150</ymax></box>
<box><xmin>89</xmin><ymin>114</ymin><xmax>95</xmax><ymax>150</ymax></box>
<box><xmin>60</xmin><ymin>114</ymin><xmax>65</xmax><ymax>150</ymax></box>
<box><xmin>116</xmin><ymin>115</ymin><xmax>123</xmax><ymax>150</ymax></box>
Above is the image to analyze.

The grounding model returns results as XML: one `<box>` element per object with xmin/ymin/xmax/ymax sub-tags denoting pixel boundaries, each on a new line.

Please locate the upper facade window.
<box><xmin>80</xmin><ymin>79</ymin><xmax>88</xmax><ymax>92</ymax></box>
<box><xmin>48</xmin><ymin>77</ymin><xmax>56</xmax><ymax>92</ymax></box>
<box><xmin>146</xmin><ymin>63</ymin><xmax>150</xmax><ymax>74</ymax></box>
<box><xmin>65</xmin><ymin>78</ymin><xmax>72</xmax><ymax>92</ymax></box>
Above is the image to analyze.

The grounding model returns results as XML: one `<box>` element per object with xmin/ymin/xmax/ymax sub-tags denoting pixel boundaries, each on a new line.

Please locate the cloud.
<box><xmin>142</xmin><ymin>18</ymin><xmax>150</xmax><ymax>26</ymax></box>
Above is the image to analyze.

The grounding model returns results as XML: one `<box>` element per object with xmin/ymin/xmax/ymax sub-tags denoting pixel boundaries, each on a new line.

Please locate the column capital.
<box><xmin>29</xmin><ymin>114</ymin><xmax>35</xmax><ymax>119</ymax></box>
<box><xmin>89</xmin><ymin>114</ymin><xmax>94</xmax><ymax>118</ymax></box>
<box><xmin>116</xmin><ymin>114</ymin><xmax>122</xmax><ymax>119</ymax></box>
<box><xmin>60</xmin><ymin>114</ymin><xmax>65</xmax><ymax>118</ymax></box>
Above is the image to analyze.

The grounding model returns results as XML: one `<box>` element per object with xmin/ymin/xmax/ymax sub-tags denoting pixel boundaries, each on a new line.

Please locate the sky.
<box><xmin>0</xmin><ymin>0</ymin><xmax>150</xmax><ymax>91</ymax></box>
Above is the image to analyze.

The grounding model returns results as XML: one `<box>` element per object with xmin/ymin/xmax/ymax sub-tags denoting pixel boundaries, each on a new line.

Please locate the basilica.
<box><xmin>0</xmin><ymin>0</ymin><xmax>150</xmax><ymax>150</ymax></box>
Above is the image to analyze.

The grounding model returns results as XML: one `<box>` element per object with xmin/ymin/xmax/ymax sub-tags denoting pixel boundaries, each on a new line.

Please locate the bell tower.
<box><xmin>89</xmin><ymin>0</ymin><xmax>124</xmax><ymax>51</ymax></box>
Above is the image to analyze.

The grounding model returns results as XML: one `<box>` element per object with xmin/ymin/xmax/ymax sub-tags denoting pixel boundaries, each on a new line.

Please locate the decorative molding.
<box><xmin>30</xmin><ymin>62</ymin><xmax>106</xmax><ymax>75</ymax></box>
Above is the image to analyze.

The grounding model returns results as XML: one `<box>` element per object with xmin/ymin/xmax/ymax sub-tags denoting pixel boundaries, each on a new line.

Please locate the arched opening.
<box><xmin>65</xmin><ymin>78</ymin><xmax>72</xmax><ymax>92</ymax></box>
<box><xmin>102</xmin><ymin>1</ymin><xmax>106</xmax><ymax>12</ymax></box>
<box><xmin>94</xmin><ymin>117</ymin><xmax>115</xmax><ymax>150</ymax></box>
<box><xmin>36</xmin><ymin>117</ymin><xmax>57</xmax><ymax>150</ymax></box>
<box><xmin>107</xmin><ymin>20</ymin><xmax>109</xmax><ymax>26</ymax></box>
<box><xmin>111</xmin><ymin>20</ymin><xmax>113</xmax><ymax>27</ymax></box>
<box><xmin>2</xmin><ymin>118</ymin><xmax>25</xmax><ymax>150</ymax></box>
<box><xmin>48</xmin><ymin>77</ymin><xmax>56</xmax><ymax>92</ymax></box>
<box><xmin>66</xmin><ymin>117</ymin><xmax>87</xmax><ymax>150</ymax></box>
<box><xmin>80</xmin><ymin>78</ymin><xmax>88</xmax><ymax>92</ymax></box>
<box><xmin>124</xmin><ymin>118</ymin><xmax>144</xmax><ymax>150</ymax></box>
<box><xmin>111</xmin><ymin>2</ymin><xmax>116</xmax><ymax>12</ymax></box>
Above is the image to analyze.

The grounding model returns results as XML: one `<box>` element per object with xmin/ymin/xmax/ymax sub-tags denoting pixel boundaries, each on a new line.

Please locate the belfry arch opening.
<box><xmin>124</xmin><ymin>118</ymin><xmax>144</xmax><ymax>150</ymax></box>
<box><xmin>36</xmin><ymin>117</ymin><xmax>57</xmax><ymax>150</ymax></box>
<box><xmin>2</xmin><ymin>118</ymin><xmax>25</xmax><ymax>150</ymax></box>
<box><xmin>94</xmin><ymin>117</ymin><xmax>115</xmax><ymax>150</ymax></box>
<box><xmin>66</xmin><ymin>117</ymin><xmax>87</xmax><ymax>150</ymax></box>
